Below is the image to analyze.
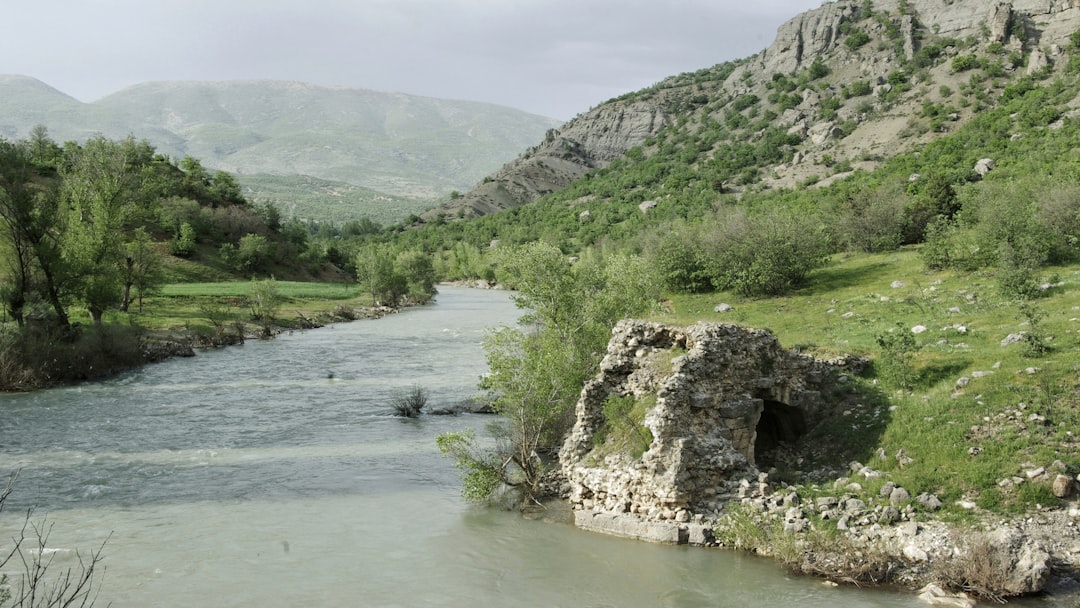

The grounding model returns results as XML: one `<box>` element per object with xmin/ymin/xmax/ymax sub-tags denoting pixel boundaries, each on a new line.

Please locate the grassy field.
<box><xmin>105</xmin><ymin>280</ymin><xmax>373</xmax><ymax>335</ymax></box>
<box><xmin>159</xmin><ymin>281</ymin><xmax>362</xmax><ymax>299</ymax></box>
<box><xmin>655</xmin><ymin>248</ymin><xmax>1080</xmax><ymax>516</ymax></box>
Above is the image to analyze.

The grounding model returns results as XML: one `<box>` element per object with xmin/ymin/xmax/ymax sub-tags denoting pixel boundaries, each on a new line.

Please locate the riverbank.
<box><xmin>0</xmin><ymin>300</ymin><xmax>401</xmax><ymax>392</ymax></box>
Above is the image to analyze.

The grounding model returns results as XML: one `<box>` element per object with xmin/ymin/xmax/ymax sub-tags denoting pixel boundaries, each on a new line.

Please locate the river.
<box><xmin>0</xmin><ymin>286</ymin><xmax>993</xmax><ymax>606</ymax></box>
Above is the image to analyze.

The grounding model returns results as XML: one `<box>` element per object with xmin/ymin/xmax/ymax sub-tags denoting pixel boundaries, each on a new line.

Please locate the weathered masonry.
<box><xmin>559</xmin><ymin>320</ymin><xmax>864</xmax><ymax>543</ymax></box>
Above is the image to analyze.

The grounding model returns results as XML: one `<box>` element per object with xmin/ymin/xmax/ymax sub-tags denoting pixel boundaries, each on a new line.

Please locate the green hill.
<box><xmin>0</xmin><ymin>77</ymin><xmax>562</xmax><ymax>223</ymax></box>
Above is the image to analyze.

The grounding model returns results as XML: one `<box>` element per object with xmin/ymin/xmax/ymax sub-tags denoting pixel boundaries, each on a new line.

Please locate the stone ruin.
<box><xmin>559</xmin><ymin>319</ymin><xmax>865</xmax><ymax>544</ymax></box>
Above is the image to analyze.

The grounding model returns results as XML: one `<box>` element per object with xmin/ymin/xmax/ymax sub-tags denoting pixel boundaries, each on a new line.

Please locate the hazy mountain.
<box><xmin>0</xmin><ymin>77</ymin><xmax>562</xmax><ymax>218</ymax></box>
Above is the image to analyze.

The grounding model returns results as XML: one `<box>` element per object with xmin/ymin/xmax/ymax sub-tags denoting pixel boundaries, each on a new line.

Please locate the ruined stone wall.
<box><xmin>559</xmin><ymin>320</ymin><xmax>863</xmax><ymax>542</ymax></box>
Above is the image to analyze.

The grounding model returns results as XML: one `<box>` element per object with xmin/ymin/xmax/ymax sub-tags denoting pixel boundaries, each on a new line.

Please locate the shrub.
<box><xmin>248</xmin><ymin>277</ymin><xmax>283</xmax><ymax>338</ymax></box>
<box><xmin>652</xmin><ymin>229</ymin><xmax>713</xmax><ymax>293</ymax></box>
<box><xmin>844</xmin><ymin>80</ymin><xmax>873</xmax><ymax>98</ymax></box>
<box><xmin>835</xmin><ymin>183</ymin><xmax>908</xmax><ymax>253</ymax></box>
<box><xmin>952</xmin><ymin>54</ymin><xmax>980</xmax><ymax>72</ymax></box>
<box><xmin>704</xmin><ymin>207</ymin><xmax>832</xmax><ymax>297</ymax></box>
<box><xmin>1015</xmin><ymin>301</ymin><xmax>1050</xmax><ymax>357</ymax></box>
<box><xmin>807</xmin><ymin>58</ymin><xmax>831</xmax><ymax>80</ymax></box>
<box><xmin>169</xmin><ymin>222</ymin><xmax>197</xmax><ymax>257</ymax></box>
<box><xmin>391</xmin><ymin>384</ymin><xmax>428</xmax><ymax>417</ymax></box>
<box><xmin>875</xmin><ymin>322</ymin><xmax>919</xmax><ymax>390</ymax></box>
<box><xmin>845</xmin><ymin>30</ymin><xmax>872</xmax><ymax>51</ymax></box>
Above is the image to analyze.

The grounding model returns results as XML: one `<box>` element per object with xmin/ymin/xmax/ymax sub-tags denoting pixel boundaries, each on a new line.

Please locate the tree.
<box><xmin>248</xmin><ymin>277</ymin><xmax>283</xmax><ymax>338</ymax></box>
<box><xmin>0</xmin><ymin>139</ymin><xmax>69</xmax><ymax>328</ymax></box>
<box><xmin>355</xmin><ymin>245</ymin><xmax>405</xmax><ymax>306</ymax></box>
<box><xmin>395</xmin><ymin>249</ymin><xmax>437</xmax><ymax>303</ymax></box>
<box><xmin>170</xmin><ymin>222</ymin><xmax>197</xmax><ymax>257</ymax></box>
<box><xmin>235</xmin><ymin>233</ymin><xmax>273</xmax><ymax>274</ymax></box>
<box><xmin>60</xmin><ymin>136</ymin><xmax>146</xmax><ymax>324</ymax></box>
<box><xmin>120</xmin><ymin>227</ymin><xmax>164</xmax><ymax>312</ymax></box>
<box><xmin>439</xmin><ymin>243</ymin><xmax>659</xmax><ymax>505</ymax></box>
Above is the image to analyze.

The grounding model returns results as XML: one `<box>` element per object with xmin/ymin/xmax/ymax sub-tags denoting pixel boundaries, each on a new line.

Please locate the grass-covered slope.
<box><xmin>662</xmin><ymin>249</ymin><xmax>1079</xmax><ymax>514</ymax></box>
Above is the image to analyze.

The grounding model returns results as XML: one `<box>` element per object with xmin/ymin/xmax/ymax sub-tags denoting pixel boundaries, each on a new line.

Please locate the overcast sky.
<box><xmin>4</xmin><ymin>0</ymin><xmax>825</xmax><ymax>120</ymax></box>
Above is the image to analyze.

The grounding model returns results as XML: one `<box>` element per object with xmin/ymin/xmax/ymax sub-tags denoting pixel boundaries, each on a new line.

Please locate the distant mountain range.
<box><xmin>0</xmin><ymin>75</ymin><xmax>562</xmax><ymax>223</ymax></box>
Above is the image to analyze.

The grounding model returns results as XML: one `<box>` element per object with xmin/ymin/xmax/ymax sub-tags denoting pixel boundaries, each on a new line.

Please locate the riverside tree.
<box><xmin>354</xmin><ymin>244</ymin><xmax>438</xmax><ymax>307</ymax></box>
<box><xmin>438</xmin><ymin>242</ymin><xmax>660</xmax><ymax>505</ymax></box>
<box><xmin>60</xmin><ymin>136</ymin><xmax>150</xmax><ymax>324</ymax></box>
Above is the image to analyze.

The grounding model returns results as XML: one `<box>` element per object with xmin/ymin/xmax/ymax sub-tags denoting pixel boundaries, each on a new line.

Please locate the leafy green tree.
<box><xmin>355</xmin><ymin>244</ymin><xmax>405</xmax><ymax>306</ymax></box>
<box><xmin>875</xmin><ymin>322</ymin><xmax>919</xmax><ymax>390</ymax></box>
<box><xmin>0</xmin><ymin>138</ymin><xmax>72</xmax><ymax>328</ymax></box>
<box><xmin>210</xmin><ymin>171</ymin><xmax>245</xmax><ymax>205</ymax></box>
<box><xmin>170</xmin><ymin>222</ymin><xmax>198</xmax><ymax>257</ymax></box>
<box><xmin>440</xmin><ymin>243</ymin><xmax>659</xmax><ymax>505</ymax></box>
<box><xmin>395</xmin><ymin>249</ymin><xmax>437</xmax><ymax>303</ymax></box>
<box><xmin>235</xmin><ymin>233</ymin><xmax>273</xmax><ymax>274</ymax></box>
<box><xmin>60</xmin><ymin>136</ymin><xmax>146</xmax><ymax>324</ymax></box>
<box><xmin>652</xmin><ymin>228</ymin><xmax>712</xmax><ymax>292</ymax></box>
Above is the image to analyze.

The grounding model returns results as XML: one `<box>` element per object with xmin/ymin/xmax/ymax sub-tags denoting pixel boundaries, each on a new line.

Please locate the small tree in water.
<box><xmin>249</xmin><ymin>277</ymin><xmax>283</xmax><ymax>338</ymax></box>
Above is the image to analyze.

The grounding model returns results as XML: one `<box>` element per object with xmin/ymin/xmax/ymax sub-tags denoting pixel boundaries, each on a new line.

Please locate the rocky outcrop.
<box><xmin>759</xmin><ymin>1</ymin><xmax>859</xmax><ymax>74</ymax></box>
<box><xmin>758</xmin><ymin>0</ymin><xmax>1080</xmax><ymax>75</ymax></box>
<box><xmin>422</xmin><ymin>100</ymin><xmax>670</xmax><ymax>220</ymax></box>
<box><xmin>559</xmin><ymin>320</ymin><xmax>863</xmax><ymax>538</ymax></box>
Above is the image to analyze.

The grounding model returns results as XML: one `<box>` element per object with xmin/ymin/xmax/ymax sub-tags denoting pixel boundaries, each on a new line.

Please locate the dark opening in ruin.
<box><xmin>754</xmin><ymin>399</ymin><xmax>806</xmax><ymax>467</ymax></box>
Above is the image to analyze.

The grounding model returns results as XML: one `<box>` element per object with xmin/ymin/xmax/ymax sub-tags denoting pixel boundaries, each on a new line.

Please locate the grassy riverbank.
<box><xmin>0</xmin><ymin>280</ymin><xmax>381</xmax><ymax>391</ymax></box>
<box><xmin>645</xmin><ymin>248</ymin><xmax>1080</xmax><ymax>600</ymax></box>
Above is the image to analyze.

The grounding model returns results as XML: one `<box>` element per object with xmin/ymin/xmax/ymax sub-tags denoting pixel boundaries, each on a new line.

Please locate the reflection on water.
<box><xmin>0</xmin><ymin>287</ymin><xmax>979</xmax><ymax>606</ymax></box>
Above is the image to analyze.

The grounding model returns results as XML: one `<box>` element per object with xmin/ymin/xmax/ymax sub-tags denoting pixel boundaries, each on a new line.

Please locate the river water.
<box><xmin>0</xmin><ymin>287</ymin><xmax>986</xmax><ymax>607</ymax></box>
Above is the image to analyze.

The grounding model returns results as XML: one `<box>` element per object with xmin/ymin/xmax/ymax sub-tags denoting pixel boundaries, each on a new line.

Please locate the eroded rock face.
<box><xmin>423</xmin><ymin>100</ymin><xmax>670</xmax><ymax>219</ymax></box>
<box><xmin>559</xmin><ymin>320</ymin><xmax>863</xmax><ymax>538</ymax></box>
<box><xmin>757</xmin><ymin>0</ymin><xmax>1080</xmax><ymax>77</ymax></box>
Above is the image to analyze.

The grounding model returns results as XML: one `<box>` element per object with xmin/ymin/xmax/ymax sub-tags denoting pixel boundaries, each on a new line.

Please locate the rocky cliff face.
<box><xmin>423</xmin><ymin>100</ymin><xmax>671</xmax><ymax>219</ymax></box>
<box><xmin>759</xmin><ymin>0</ymin><xmax>1080</xmax><ymax>74</ymax></box>
<box><xmin>558</xmin><ymin>320</ymin><xmax>864</xmax><ymax>543</ymax></box>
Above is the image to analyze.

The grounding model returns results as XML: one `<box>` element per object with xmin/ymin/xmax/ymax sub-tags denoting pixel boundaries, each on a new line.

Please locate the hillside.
<box><xmin>408</xmin><ymin>2</ymin><xmax>1080</xmax><ymax>597</ymax></box>
<box><xmin>425</xmin><ymin>0</ymin><xmax>1080</xmax><ymax>221</ymax></box>
<box><xmin>0</xmin><ymin>76</ymin><xmax>561</xmax><ymax>222</ymax></box>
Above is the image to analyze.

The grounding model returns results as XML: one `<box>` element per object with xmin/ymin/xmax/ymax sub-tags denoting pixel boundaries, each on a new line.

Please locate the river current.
<box><xmin>0</xmin><ymin>286</ymin><xmax>966</xmax><ymax>606</ymax></box>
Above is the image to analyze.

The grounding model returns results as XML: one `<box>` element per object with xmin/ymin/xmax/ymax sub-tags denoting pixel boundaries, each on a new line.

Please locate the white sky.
<box><xmin>3</xmin><ymin>1</ymin><xmax>825</xmax><ymax>120</ymax></box>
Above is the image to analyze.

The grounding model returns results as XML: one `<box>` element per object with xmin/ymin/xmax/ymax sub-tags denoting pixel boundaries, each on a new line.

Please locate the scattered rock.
<box><xmin>974</xmin><ymin>158</ymin><xmax>996</xmax><ymax>178</ymax></box>
<box><xmin>890</xmin><ymin>487</ymin><xmax>911</xmax><ymax>506</ymax></box>
<box><xmin>917</xmin><ymin>583</ymin><xmax>975</xmax><ymax>608</ymax></box>
<box><xmin>714</xmin><ymin>303</ymin><xmax>734</xmax><ymax>313</ymax></box>
<box><xmin>1052</xmin><ymin>474</ymin><xmax>1075</xmax><ymax>498</ymax></box>
<box><xmin>916</xmin><ymin>493</ymin><xmax>943</xmax><ymax>511</ymax></box>
<box><xmin>1001</xmin><ymin>333</ymin><xmax>1025</xmax><ymax>346</ymax></box>
<box><xmin>911</xmin><ymin>325</ymin><xmax>928</xmax><ymax>334</ymax></box>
